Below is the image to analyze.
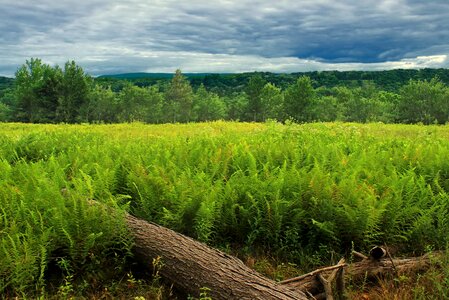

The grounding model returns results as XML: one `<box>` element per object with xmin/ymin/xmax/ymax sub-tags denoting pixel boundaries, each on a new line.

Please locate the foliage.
<box><xmin>12</xmin><ymin>58</ymin><xmax>93</xmax><ymax>123</ymax></box>
<box><xmin>245</xmin><ymin>75</ymin><xmax>266</xmax><ymax>121</ymax></box>
<box><xmin>86</xmin><ymin>85</ymin><xmax>119</xmax><ymax>123</ymax></box>
<box><xmin>13</xmin><ymin>58</ymin><xmax>62</xmax><ymax>123</ymax></box>
<box><xmin>2</xmin><ymin>121</ymin><xmax>449</xmax><ymax>297</ymax></box>
<box><xmin>193</xmin><ymin>84</ymin><xmax>227</xmax><ymax>122</ymax></box>
<box><xmin>6</xmin><ymin>58</ymin><xmax>449</xmax><ymax>126</ymax></box>
<box><xmin>165</xmin><ymin>69</ymin><xmax>194</xmax><ymax>123</ymax></box>
<box><xmin>260</xmin><ymin>83</ymin><xmax>284</xmax><ymax>121</ymax></box>
<box><xmin>0</xmin><ymin>102</ymin><xmax>12</xmax><ymax>122</ymax></box>
<box><xmin>284</xmin><ymin>76</ymin><xmax>315</xmax><ymax>122</ymax></box>
<box><xmin>57</xmin><ymin>60</ymin><xmax>93</xmax><ymax>123</ymax></box>
<box><xmin>0</xmin><ymin>128</ymin><xmax>132</xmax><ymax>297</ymax></box>
<box><xmin>397</xmin><ymin>78</ymin><xmax>449</xmax><ymax>124</ymax></box>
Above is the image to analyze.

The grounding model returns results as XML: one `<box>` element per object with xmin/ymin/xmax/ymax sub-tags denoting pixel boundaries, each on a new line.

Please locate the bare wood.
<box><xmin>384</xmin><ymin>244</ymin><xmax>397</xmax><ymax>276</ymax></box>
<box><xmin>352</xmin><ymin>251</ymin><xmax>368</xmax><ymax>260</ymax></box>
<box><xmin>279</xmin><ymin>263</ymin><xmax>347</xmax><ymax>285</ymax></box>
<box><xmin>281</xmin><ymin>252</ymin><xmax>441</xmax><ymax>296</ymax></box>
<box><xmin>336</xmin><ymin>267</ymin><xmax>346</xmax><ymax>300</ymax></box>
<box><xmin>328</xmin><ymin>259</ymin><xmax>345</xmax><ymax>283</ymax></box>
<box><xmin>280</xmin><ymin>260</ymin><xmax>346</xmax><ymax>297</ymax></box>
<box><xmin>306</xmin><ymin>291</ymin><xmax>319</xmax><ymax>299</ymax></box>
<box><xmin>328</xmin><ymin>259</ymin><xmax>345</xmax><ymax>300</ymax></box>
<box><xmin>346</xmin><ymin>252</ymin><xmax>439</xmax><ymax>279</ymax></box>
<box><xmin>318</xmin><ymin>258</ymin><xmax>344</xmax><ymax>300</ymax></box>
<box><xmin>126</xmin><ymin>214</ymin><xmax>308</xmax><ymax>300</ymax></box>
<box><xmin>318</xmin><ymin>274</ymin><xmax>334</xmax><ymax>300</ymax></box>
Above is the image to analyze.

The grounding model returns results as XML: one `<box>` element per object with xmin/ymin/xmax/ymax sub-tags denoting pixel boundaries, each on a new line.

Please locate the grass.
<box><xmin>0</xmin><ymin>121</ymin><xmax>448</xmax><ymax>298</ymax></box>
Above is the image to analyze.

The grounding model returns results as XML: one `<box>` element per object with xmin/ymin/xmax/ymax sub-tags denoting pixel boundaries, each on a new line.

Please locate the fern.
<box><xmin>3</xmin><ymin>121</ymin><xmax>449</xmax><ymax>295</ymax></box>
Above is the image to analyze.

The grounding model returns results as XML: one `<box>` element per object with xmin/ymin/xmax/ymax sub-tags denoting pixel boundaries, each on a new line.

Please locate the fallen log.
<box><xmin>126</xmin><ymin>214</ymin><xmax>308</xmax><ymax>300</ymax></box>
<box><xmin>279</xmin><ymin>250</ymin><xmax>441</xmax><ymax>296</ymax></box>
<box><xmin>91</xmin><ymin>195</ymin><xmax>440</xmax><ymax>300</ymax></box>
<box><xmin>345</xmin><ymin>251</ymin><xmax>439</xmax><ymax>280</ymax></box>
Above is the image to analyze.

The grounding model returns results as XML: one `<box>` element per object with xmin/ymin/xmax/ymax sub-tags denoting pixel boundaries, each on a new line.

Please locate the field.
<box><xmin>1</xmin><ymin>121</ymin><xmax>449</xmax><ymax>298</ymax></box>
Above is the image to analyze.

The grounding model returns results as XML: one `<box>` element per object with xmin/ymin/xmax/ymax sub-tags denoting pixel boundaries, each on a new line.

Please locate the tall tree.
<box><xmin>14</xmin><ymin>58</ymin><xmax>62</xmax><ymax>122</ymax></box>
<box><xmin>397</xmin><ymin>78</ymin><xmax>449</xmax><ymax>124</ymax></box>
<box><xmin>144</xmin><ymin>86</ymin><xmax>164</xmax><ymax>124</ymax></box>
<box><xmin>193</xmin><ymin>84</ymin><xmax>227</xmax><ymax>122</ymax></box>
<box><xmin>0</xmin><ymin>102</ymin><xmax>11</xmax><ymax>122</ymax></box>
<box><xmin>0</xmin><ymin>89</ymin><xmax>16</xmax><ymax>122</ymax></box>
<box><xmin>310</xmin><ymin>96</ymin><xmax>340</xmax><ymax>122</ymax></box>
<box><xmin>165</xmin><ymin>70</ymin><xmax>193</xmax><ymax>123</ymax></box>
<box><xmin>87</xmin><ymin>85</ymin><xmax>119</xmax><ymax>123</ymax></box>
<box><xmin>117</xmin><ymin>84</ymin><xmax>150</xmax><ymax>122</ymax></box>
<box><xmin>245</xmin><ymin>75</ymin><xmax>266</xmax><ymax>121</ymax></box>
<box><xmin>57</xmin><ymin>61</ymin><xmax>92</xmax><ymax>123</ymax></box>
<box><xmin>283</xmin><ymin>76</ymin><xmax>315</xmax><ymax>122</ymax></box>
<box><xmin>260</xmin><ymin>83</ymin><xmax>284</xmax><ymax>121</ymax></box>
<box><xmin>225</xmin><ymin>93</ymin><xmax>248</xmax><ymax>121</ymax></box>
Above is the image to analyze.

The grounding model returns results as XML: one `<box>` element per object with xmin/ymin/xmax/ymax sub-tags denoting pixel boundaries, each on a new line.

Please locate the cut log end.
<box><xmin>369</xmin><ymin>246</ymin><xmax>387</xmax><ymax>260</ymax></box>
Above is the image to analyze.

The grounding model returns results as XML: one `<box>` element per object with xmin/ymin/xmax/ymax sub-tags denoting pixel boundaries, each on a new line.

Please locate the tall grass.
<box><xmin>1</xmin><ymin>121</ymin><xmax>449</xmax><ymax>295</ymax></box>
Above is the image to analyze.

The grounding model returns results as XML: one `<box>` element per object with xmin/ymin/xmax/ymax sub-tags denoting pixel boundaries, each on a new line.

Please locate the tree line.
<box><xmin>1</xmin><ymin>58</ymin><xmax>449</xmax><ymax>124</ymax></box>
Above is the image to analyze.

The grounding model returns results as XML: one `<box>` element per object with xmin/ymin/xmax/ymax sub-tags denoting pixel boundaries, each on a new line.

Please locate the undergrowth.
<box><xmin>1</xmin><ymin>121</ymin><xmax>449</xmax><ymax>296</ymax></box>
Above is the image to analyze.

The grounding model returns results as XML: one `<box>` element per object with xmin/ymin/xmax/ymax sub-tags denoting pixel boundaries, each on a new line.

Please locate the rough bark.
<box><xmin>89</xmin><ymin>201</ymin><xmax>441</xmax><ymax>299</ymax></box>
<box><xmin>345</xmin><ymin>252</ymin><xmax>438</xmax><ymax>279</ymax></box>
<box><xmin>126</xmin><ymin>214</ymin><xmax>308</xmax><ymax>300</ymax></box>
<box><xmin>280</xmin><ymin>251</ymin><xmax>440</xmax><ymax>296</ymax></box>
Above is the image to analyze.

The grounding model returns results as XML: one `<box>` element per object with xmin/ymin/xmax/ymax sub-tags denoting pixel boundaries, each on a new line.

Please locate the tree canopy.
<box><xmin>2</xmin><ymin>58</ymin><xmax>449</xmax><ymax>125</ymax></box>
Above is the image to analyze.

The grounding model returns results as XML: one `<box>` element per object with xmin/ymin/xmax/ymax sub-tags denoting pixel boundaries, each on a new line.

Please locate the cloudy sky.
<box><xmin>1</xmin><ymin>0</ymin><xmax>449</xmax><ymax>76</ymax></box>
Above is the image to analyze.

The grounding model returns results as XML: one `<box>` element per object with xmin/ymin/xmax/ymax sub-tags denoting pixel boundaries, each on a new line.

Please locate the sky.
<box><xmin>1</xmin><ymin>0</ymin><xmax>449</xmax><ymax>76</ymax></box>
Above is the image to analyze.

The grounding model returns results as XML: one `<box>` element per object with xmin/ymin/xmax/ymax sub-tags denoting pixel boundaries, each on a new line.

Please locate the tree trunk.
<box><xmin>280</xmin><ymin>251</ymin><xmax>441</xmax><ymax>296</ymax></box>
<box><xmin>89</xmin><ymin>201</ymin><xmax>441</xmax><ymax>299</ymax></box>
<box><xmin>126</xmin><ymin>214</ymin><xmax>308</xmax><ymax>300</ymax></box>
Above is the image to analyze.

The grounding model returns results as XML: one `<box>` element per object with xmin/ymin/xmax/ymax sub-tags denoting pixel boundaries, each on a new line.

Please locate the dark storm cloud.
<box><xmin>0</xmin><ymin>0</ymin><xmax>448</xmax><ymax>76</ymax></box>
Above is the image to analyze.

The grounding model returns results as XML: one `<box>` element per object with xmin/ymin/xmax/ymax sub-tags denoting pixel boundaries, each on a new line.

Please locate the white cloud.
<box><xmin>1</xmin><ymin>0</ymin><xmax>449</xmax><ymax>76</ymax></box>
<box><xmin>81</xmin><ymin>52</ymin><xmax>449</xmax><ymax>75</ymax></box>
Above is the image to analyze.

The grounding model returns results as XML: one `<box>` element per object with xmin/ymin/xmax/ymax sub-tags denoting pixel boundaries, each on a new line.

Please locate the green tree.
<box><xmin>330</xmin><ymin>86</ymin><xmax>356</xmax><ymax>121</ymax></box>
<box><xmin>284</xmin><ymin>76</ymin><xmax>315</xmax><ymax>122</ymax></box>
<box><xmin>193</xmin><ymin>84</ymin><xmax>227</xmax><ymax>122</ymax></box>
<box><xmin>397</xmin><ymin>78</ymin><xmax>449</xmax><ymax>124</ymax></box>
<box><xmin>86</xmin><ymin>85</ymin><xmax>119</xmax><ymax>123</ymax></box>
<box><xmin>259</xmin><ymin>83</ymin><xmax>284</xmax><ymax>121</ymax></box>
<box><xmin>0</xmin><ymin>89</ymin><xmax>15</xmax><ymax>122</ymax></box>
<box><xmin>0</xmin><ymin>102</ymin><xmax>11</xmax><ymax>122</ymax></box>
<box><xmin>371</xmin><ymin>91</ymin><xmax>399</xmax><ymax>123</ymax></box>
<box><xmin>225</xmin><ymin>93</ymin><xmax>248</xmax><ymax>121</ymax></box>
<box><xmin>245</xmin><ymin>75</ymin><xmax>266</xmax><ymax>121</ymax></box>
<box><xmin>117</xmin><ymin>84</ymin><xmax>149</xmax><ymax>122</ymax></box>
<box><xmin>165</xmin><ymin>70</ymin><xmax>193</xmax><ymax>123</ymax></box>
<box><xmin>144</xmin><ymin>86</ymin><xmax>164</xmax><ymax>124</ymax></box>
<box><xmin>57</xmin><ymin>61</ymin><xmax>92</xmax><ymax>123</ymax></box>
<box><xmin>114</xmin><ymin>84</ymin><xmax>163</xmax><ymax>123</ymax></box>
<box><xmin>310</xmin><ymin>96</ymin><xmax>340</xmax><ymax>122</ymax></box>
<box><xmin>14</xmin><ymin>58</ymin><xmax>62</xmax><ymax>122</ymax></box>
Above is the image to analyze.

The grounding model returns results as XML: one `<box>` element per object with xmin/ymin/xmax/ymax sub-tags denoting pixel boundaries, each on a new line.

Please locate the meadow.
<box><xmin>1</xmin><ymin>121</ymin><xmax>449</xmax><ymax>297</ymax></box>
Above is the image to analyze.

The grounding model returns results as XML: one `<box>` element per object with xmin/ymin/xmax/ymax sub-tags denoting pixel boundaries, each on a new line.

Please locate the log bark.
<box><xmin>90</xmin><ymin>201</ymin><xmax>442</xmax><ymax>299</ymax></box>
<box><xmin>280</xmin><ymin>251</ymin><xmax>440</xmax><ymax>296</ymax></box>
<box><xmin>345</xmin><ymin>252</ymin><xmax>438</xmax><ymax>279</ymax></box>
<box><xmin>126</xmin><ymin>214</ymin><xmax>308</xmax><ymax>300</ymax></box>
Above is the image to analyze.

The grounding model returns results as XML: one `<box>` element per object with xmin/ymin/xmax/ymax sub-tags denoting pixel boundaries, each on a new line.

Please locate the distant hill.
<box><xmin>0</xmin><ymin>76</ymin><xmax>14</xmax><ymax>92</ymax></box>
<box><xmin>95</xmin><ymin>69</ymin><xmax>449</xmax><ymax>95</ymax></box>
<box><xmin>97</xmin><ymin>72</ymin><xmax>226</xmax><ymax>79</ymax></box>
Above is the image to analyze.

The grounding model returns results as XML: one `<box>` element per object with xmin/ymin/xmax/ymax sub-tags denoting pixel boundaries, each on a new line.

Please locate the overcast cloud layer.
<box><xmin>1</xmin><ymin>0</ymin><xmax>449</xmax><ymax>76</ymax></box>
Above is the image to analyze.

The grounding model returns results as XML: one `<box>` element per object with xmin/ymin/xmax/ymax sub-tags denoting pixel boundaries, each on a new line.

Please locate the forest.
<box><xmin>1</xmin><ymin>58</ymin><xmax>449</xmax><ymax>125</ymax></box>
